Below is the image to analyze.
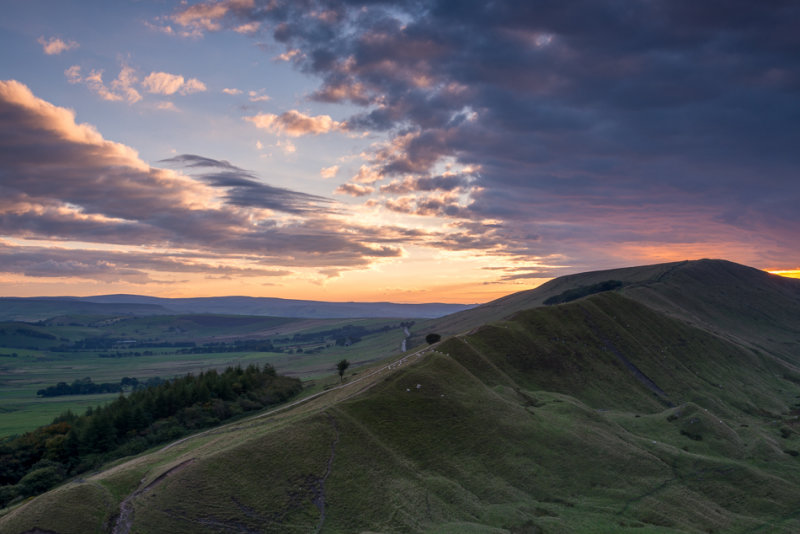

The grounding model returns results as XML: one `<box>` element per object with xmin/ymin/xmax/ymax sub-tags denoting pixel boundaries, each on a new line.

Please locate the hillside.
<box><xmin>0</xmin><ymin>298</ymin><xmax>170</xmax><ymax>322</ymax></box>
<box><xmin>1</xmin><ymin>295</ymin><xmax>474</xmax><ymax>322</ymax></box>
<box><xmin>415</xmin><ymin>259</ymin><xmax>800</xmax><ymax>347</ymax></box>
<box><xmin>3</xmin><ymin>259</ymin><xmax>800</xmax><ymax>533</ymax></box>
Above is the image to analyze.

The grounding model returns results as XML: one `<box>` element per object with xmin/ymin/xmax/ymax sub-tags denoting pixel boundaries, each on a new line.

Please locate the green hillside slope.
<box><xmin>417</xmin><ymin>259</ymin><xmax>800</xmax><ymax>349</ymax></box>
<box><xmin>3</xmin><ymin>260</ymin><xmax>800</xmax><ymax>533</ymax></box>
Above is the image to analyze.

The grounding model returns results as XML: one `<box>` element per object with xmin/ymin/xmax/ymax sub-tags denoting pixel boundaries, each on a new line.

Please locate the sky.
<box><xmin>1</xmin><ymin>0</ymin><xmax>799</xmax><ymax>304</ymax></box>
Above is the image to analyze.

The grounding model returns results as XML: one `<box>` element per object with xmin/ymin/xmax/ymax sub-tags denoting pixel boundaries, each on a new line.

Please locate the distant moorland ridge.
<box><xmin>0</xmin><ymin>294</ymin><xmax>476</xmax><ymax>321</ymax></box>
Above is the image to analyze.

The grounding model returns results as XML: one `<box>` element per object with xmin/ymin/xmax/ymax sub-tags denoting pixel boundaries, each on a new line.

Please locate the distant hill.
<box><xmin>4</xmin><ymin>259</ymin><xmax>800</xmax><ymax>533</ymax></box>
<box><xmin>0</xmin><ymin>295</ymin><xmax>475</xmax><ymax>321</ymax></box>
<box><xmin>0</xmin><ymin>298</ymin><xmax>169</xmax><ymax>322</ymax></box>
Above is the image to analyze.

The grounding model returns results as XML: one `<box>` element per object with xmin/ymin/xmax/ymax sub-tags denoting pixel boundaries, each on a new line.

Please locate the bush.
<box><xmin>18</xmin><ymin>466</ymin><xmax>64</xmax><ymax>497</ymax></box>
<box><xmin>425</xmin><ymin>333</ymin><xmax>442</xmax><ymax>344</ymax></box>
<box><xmin>544</xmin><ymin>280</ymin><xmax>624</xmax><ymax>305</ymax></box>
<box><xmin>0</xmin><ymin>484</ymin><xmax>18</xmax><ymax>507</ymax></box>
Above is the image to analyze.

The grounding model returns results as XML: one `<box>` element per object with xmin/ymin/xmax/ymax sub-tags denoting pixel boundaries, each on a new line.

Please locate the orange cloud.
<box><xmin>335</xmin><ymin>183</ymin><xmax>374</xmax><ymax>197</ymax></box>
<box><xmin>248</xmin><ymin>89</ymin><xmax>270</xmax><ymax>102</ymax></box>
<box><xmin>320</xmin><ymin>165</ymin><xmax>339</xmax><ymax>179</ymax></box>
<box><xmin>245</xmin><ymin>110</ymin><xmax>345</xmax><ymax>137</ymax></box>
<box><xmin>0</xmin><ymin>80</ymin><xmax>145</xmax><ymax>164</ymax></box>
<box><xmin>234</xmin><ymin>21</ymin><xmax>260</xmax><ymax>34</ymax></box>
<box><xmin>142</xmin><ymin>72</ymin><xmax>207</xmax><ymax>95</ymax></box>
<box><xmin>37</xmin><ymin>36</ymin><xmax>78</xmax><ymax>55</ymax></box>
<box><xmin>0</xmin><ymin>81</ymin><xmax>418</xmax><ymax>281</ymax></box>
<box><xmin>171</xmin><ymin>0</ymin><xmax>255</xmax><ymax>34</ymax></box>
<box><xmin>274</xmin><ymin>49</ymin><xmax>303</xmax><ymax>62</ymax></box>
<box><xmin>65</xmin><ymin>65</ymin><xmax>142</xmax><ymax>104</ymax></box>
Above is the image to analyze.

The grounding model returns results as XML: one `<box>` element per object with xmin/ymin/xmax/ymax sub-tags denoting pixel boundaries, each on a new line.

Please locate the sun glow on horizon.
<box><xmin>767</xmin><ymin>269</ymin><xmax>800</xmax><ymax>280</ymax></box>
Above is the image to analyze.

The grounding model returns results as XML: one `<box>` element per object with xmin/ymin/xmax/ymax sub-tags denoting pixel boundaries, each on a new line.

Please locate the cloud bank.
<box><xmin>0</xmin><ymin>80</ymin><xmax>404</xmax><ymax>284</ymax></box>
<box><xmin>167</xmin><ymin>0</ymin><xmax>800</xmax><ymax>273</ymax></box>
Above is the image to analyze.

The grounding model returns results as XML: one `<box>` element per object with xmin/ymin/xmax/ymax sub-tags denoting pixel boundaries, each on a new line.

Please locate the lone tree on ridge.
<box><xmin>337</xmin><ymin>359</ymin><xmax>350</xmax><ymax>382</ymax></box>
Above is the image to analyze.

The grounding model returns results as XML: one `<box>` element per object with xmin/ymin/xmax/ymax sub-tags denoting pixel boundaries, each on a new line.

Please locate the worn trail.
<box><xmin>313</xmin><ymin>414</ymin><xmax>340</xmax><ymax>534</ymax></box>
<box><xmin>111</xmin><ymin>458</ymin><xmax>195</xmax><ymax>534</ymax></box>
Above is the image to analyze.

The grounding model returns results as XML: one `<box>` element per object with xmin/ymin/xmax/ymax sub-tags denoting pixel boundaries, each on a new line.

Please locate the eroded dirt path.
<box><xmin>110</xmin><ymin>458</ymin><xmax>195</xmax><ymax>534</ymax></box>
<box><xmin>313</xmin><ymin>413</ymin><xmax>340</xmax><ymax>534</ymax></box>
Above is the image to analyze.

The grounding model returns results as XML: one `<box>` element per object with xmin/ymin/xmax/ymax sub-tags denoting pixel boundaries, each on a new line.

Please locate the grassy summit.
<box><xmin>3</xmin><ymin>259</ymin><xmax>800</xmax><ymax>533</ymax></box>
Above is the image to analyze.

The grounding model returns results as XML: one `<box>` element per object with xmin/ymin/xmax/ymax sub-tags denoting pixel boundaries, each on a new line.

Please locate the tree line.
<box><xmin>0</xmin><ymin>364</ymin><xmax>302</xmax><ymax>507</ymax></box>
<box><xmin>35</xmin><ymin>376</ymin><xmax>163</xmax><ymax>396</ymax></box>
<box><xmin>36</xmin><ymin>377</ymin><xmax>123</xmax><ymax>397</ymax></box>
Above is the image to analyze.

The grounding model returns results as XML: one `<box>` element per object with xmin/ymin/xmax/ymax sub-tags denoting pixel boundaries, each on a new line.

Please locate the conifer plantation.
<box><xmin>0</xmin><ymin>365</ymin><xmax>301</xmax><ymax>506</ymax></box>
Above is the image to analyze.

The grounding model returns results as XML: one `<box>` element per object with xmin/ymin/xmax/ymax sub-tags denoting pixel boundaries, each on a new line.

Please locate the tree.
<box><xmin>425</xmin><ymin>333</ymin><xmax>441</xmax><ymax>345</ymax></box>
<box><xmin>337</xmin><ymin>359</ymin><xmax>350</xmax><ymax>382</ymax></box>
<box><xmin>18</xmin><ymin>465</ymin><xmax>64</xmax><ymax>497</ymax></box>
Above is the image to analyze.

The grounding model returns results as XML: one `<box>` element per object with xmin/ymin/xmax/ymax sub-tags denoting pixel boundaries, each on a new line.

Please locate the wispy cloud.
<box><xmin>169</xmin><ymin>0</ymin><xmax>255</xmax><ymax>35</ymax></box>
<box><xmin>0</xmin><ymin>242</ymin><xmax>291</xmax><ymax>283</ymax></box>
<box><xmin>274</xmin><ymin>49</ymin><xmax>302</xmax><ymax>62</ymax></box>
<box><xmin>159</xmin><ymin>154</ymin><xmax>331</xmax><ymax>214</ymax></box>
<box><xmin>142</xmin><ymin>71</ymin><xmax>207</xmax><ymax>95</ymax></box>
<box><xmin>335</xmin><ymin>183</ymin><xmax>373</xmax><ymax>197</ymax></box>
<box><xmin>37</xmin><ymin>36</ymin><xmax>78</xmax><ymax>55</ymax></box>
<box><xmin>320</xmin><ymin>165</ymin><xmax>339</xmax><ymax>179</ymax></box>
<box><xmin>245</xmin><ymin>110</ymin><xmax>345</xmax><ymax>137</ymax></box>
<box><xmin>0</xmin><ymin>80</ymin><xmax>412</xmax><ymax>282</ymax></box>
<box><xmin>234</xmin><ymin>21</ymin><xmax>260</xmax><ymax>34</ymax></box>
<box><xmin>156</xmin><ymin>101</ymin><xmax>180</xmax><ymax>112</ymax></box>
<box><xmin>65</xmin><ymin>65</ymin><xmax>142</xmax><ymax>104</ymax></box>
<box><xmin>248</xmin><ymin>89</ymin><xmax>270</xmax><ymax>102</ymax></box>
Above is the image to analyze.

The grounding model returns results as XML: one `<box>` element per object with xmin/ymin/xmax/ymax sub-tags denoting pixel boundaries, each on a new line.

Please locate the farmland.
<box><xmin>0</xmin><ymin>313</ymin><xmax>414</xmax><ymax>437</ymax></box>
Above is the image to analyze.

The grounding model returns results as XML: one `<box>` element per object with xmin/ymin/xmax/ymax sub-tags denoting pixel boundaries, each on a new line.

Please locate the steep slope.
<box><xmin>4</xmin><ymin>260</ymin><xmax>800</xmax><ymax>533</ymax></box>
<box><xmin>621</xmin><ymin>259</ymin><xmax>800</xmax><ymax>363</ymax></box>
<box><xmin>414</xmin><ymin>261</ymin><xmax>686</xmax><ymax>343</ymax></box>
<box><xmin>417</xmin><ymin>259</ymin><xmax>800</xmax><ymax>350</ymax></box>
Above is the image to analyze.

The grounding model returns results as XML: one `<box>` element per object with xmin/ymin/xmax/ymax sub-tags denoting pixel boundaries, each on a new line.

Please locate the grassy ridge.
<box><xmin>4</xmin><ymin>259</ymin><xmax>800</xmax><ymax>532</ymax></box>
<box><xmin>5</xmin><ymin>285</ymin><xmax>800</xmax><ymax>532</ymax></box>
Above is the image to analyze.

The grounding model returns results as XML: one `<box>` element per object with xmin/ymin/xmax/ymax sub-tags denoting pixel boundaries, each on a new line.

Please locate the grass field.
<box><xmin>0</xmin><ymin>314</ymin><xmax>411</xmax><ymax>437</ymax></box>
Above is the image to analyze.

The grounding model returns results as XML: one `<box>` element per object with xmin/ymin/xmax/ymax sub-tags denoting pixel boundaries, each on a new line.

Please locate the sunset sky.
<box><xmin>1</xmin><ymin>1</ymin><xmax>799</xmax><ymax>303</ymax></box>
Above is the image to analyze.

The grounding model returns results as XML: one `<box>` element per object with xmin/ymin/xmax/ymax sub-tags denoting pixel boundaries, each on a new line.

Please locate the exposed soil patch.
<box><xmin>313</xmin><ymin>413</ymin><xmax>340</xmax><ymax>534</ymax></box>
<box><xmin>580</xmin><ymin>305</ymin><xmax>674</xmax><ymax>407</ymax></box>
<box><xmin>111</xmin><ymin>458</ymin><xmax>195</xmax><ymax>534</ymax></box>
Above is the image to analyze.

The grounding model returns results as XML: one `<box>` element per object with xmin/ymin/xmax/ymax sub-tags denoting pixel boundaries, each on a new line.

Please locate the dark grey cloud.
<box><xmin>0</xmin><ymin>243</ymin><xmax>290</xmax><ymax>283</ymax></box>
<box><xmin>379</xmin><ymin>173</ymin><xmax>470</xmax><ymax>194</ymax></box>
<box><xmin>184</xmin><ymin>0</ymin><xmax>800</xmax><ymax>269</ymax></box>
<box><xmin>162</xmin><ymin>154</ymin><xmax>333</xmax><ymax>213</ymax></box>
<box><xmin>160</xmin><ymin>154</ymin><xmax>242</xmax><ymax>169</ymax></box>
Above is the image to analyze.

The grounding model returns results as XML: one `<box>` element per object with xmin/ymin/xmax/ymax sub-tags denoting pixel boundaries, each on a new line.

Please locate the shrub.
<box><xmin>0</xmin><ymin>485</ymin><xmax>18</xmax><ymax>508</ymax></box>
<box><xmin>425</xmin><ymin>333</ymin><xmax>442</xmax><ymax>344</ymax></box>
<box><xmin>544</xmin><ymin>280</ymin><xmax>624</xmax><ymax>305</ymax></box>
<box><xmin>18</xmin><ymin>466</ymin><xmax>64</xmax><ymax>497</ymax></box>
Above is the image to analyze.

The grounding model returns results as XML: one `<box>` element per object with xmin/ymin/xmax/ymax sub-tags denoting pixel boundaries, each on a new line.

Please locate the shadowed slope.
<box><xmin>4</xmin><ymin>260</ymin><xmax>800</xmax><ymax>533</ymax></box>
<box><xmin>621</xmin><ymin>259</ymin><xmax>800</xmax><ymax>362</ymax></box>
<box><xmin>418</xmin><ymin>259</ymin><xmax>800</xmax><ymax>351</ymax></box>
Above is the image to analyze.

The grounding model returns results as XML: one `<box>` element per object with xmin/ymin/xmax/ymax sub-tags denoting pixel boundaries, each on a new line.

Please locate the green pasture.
<box><xmin>0</xmin><ymin>315</ymin><xmax>410</xmax><ymax>438</ymax></box>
